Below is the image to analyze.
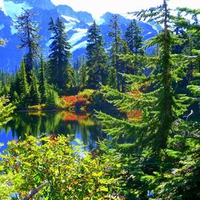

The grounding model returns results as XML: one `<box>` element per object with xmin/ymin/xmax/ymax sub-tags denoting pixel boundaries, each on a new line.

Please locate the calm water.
<box><xmin>0</xmin><ymin>111</ymin><xmax>107</xmax><ymax>152</ymax></box>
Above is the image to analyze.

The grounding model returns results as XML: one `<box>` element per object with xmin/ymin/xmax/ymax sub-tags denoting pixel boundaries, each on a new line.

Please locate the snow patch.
<box><xmin>147</xmin><ymin>22</ymin><xmax>162</xmax><ymax>32</ymax></box>
<box><xmin>0</xmin><ymin>24</ymin><xmax>4</xmax><ymax>30</ymax></box>
<box><xmin>96</xmin><ymin>18</ymin><xmax>105</xmax><ymax>25</ymax></box>
<box><xmin>68</xmin><ymin>28</ymin><xmax>87</xmax><ymax>46</ymax></box>
<box><xmin>10</xmin><ymin>25</ymin><xmax>17</xmax><ymax>34</ymax></box>
<box><xmin>61</xmin><ymin>15</ymin><xmax>80</xmax><ymax>23</ymax></box>
<box><xmin>64</xmin><ymin>22</ymin><xmax>76</xmax><ymax>32</ymax></box>
<box><xmin>62</xmin><ymin>15</ymin><xmax>80</xmax><ymax>32</ymax></box>
<box><xmin>45</xmin><ymin>39</ymin><xmax>52</xmax><ymax>47</ymax></box>
<box><xmin>0</xmin><ymin>0</ymin><xmax>5</xmax><ymax>12</ymax></box>
<box><xmin>71</xmin><ymin>41</ymin><xmax>87</xmax><ymax>51</ymax></box>
<box><xmin>143</xmin><ymin>31</ymin><xmax>152</xmax><ymax>36</ymax></box>
<box><xmin>4</xmin><ymin>1</ymin><xmax>32</xmax><ymax>20</ymax></box>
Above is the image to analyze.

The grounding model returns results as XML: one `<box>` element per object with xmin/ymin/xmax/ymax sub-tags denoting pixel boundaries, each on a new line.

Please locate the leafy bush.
<box><xmin>0</xmin><ymin>135</ymin><xmax>124</xmax><ymax>199</ymax></box>
<box><xmin>60</xmin><ymin>95</ymin><xmax>88</xmax><ymax>112</ymax></box>
<box><xmin>78</xmin><ymin>89</ymin><xmax>95</xmax><ymax>99</ymax></box>
<box><xmin>0</xmin><ymin>96</ymin><xmax>15</xmax><ymax>127</ymax></box>
<box><xmin>28</xmin><ymin>104</ymin><xmax>45</xmax><ymax>110</ymax></box>
<box><xmin>45</xmin><ymin>88</ymin><xmax>61</xmax><ymax>108</ymax></box>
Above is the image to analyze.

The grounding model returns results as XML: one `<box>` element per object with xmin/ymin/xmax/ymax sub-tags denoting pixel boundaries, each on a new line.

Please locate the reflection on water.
<box><xmin>0</xmin><ymin>111</ymin><xmax>107</xmax><ymax>152</ymax></box>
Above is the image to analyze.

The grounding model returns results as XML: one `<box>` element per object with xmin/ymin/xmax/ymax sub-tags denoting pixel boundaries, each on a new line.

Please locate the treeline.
<box><xmin>0</xmin><ymin>8</ymin><xmax>145</xmax><ymax>109</ymax></box>
<box><xmin>0</xmin><ymin>3</ymin><xmax>199</xmax><ymax>111</ymax></box>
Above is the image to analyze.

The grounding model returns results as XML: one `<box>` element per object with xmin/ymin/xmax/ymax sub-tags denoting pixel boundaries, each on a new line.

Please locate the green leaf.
<box><xmin>99</xmin><ymin>186</ymin><xmax>108</xmax><ymax>192</ymax></box>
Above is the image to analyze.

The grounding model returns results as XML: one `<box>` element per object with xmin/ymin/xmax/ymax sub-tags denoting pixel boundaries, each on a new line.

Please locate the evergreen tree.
<box><xmin>0</xmin><ymin>70</ymin><xmax>13</xmax><ymax>96</ymax></box>
<box><xmin>19</xmin><ymin>58</ymin><xmax>30</xmax><ymax>107</ymax></box>
<box><xmin>107</xmin><ymin>66</ymin><xmax>117</xmax><ymax>89</ymax></box>
<box><xmin>15</xmin><ymin>9</ymin><xmax>41</xmax><ymax>83</ymax></box>
<box><xmin>86</xmin><ymin>21</ymin><xmax>108</xmax><ymax>90</ymax></box>
<box><xmin>38</xmin><ymin>56</ymin><xmax>48</xmax><ymax>104</ymax></box>
<box><xmin>108</xmin><ymin>14</ymin><xmax>123</xmax><ymax>91</ymax></box>
<box><xmin>29</xmin><ymin>69</ymin><xmax>41</xmax><ymax>105</ymax></box>
<box><xmin>97</xmin><ymin>1</ymin><xmax>198</xmax><ymax>198</ymax></box>
<box><xmin>125</xmin><ymin>19</ymin><xmax>144</xmax><ymax>55</ymax></box>
<box><xmin>78</xmin><ymin>56</ymin><xmax>88</xmax><ymax>89</ymax></box>
<box><xmin>9</xmin><ymin>75</ymin><xmax>20</xmax><ymax>105</ymax></box>
<box><xmin>45</xmin><ymin>87</ymin><xmax>60</xmax><ymax>108</ymax></box>
<box><xmin>73</xmin><ymin>57</ymin><xmax>81</xmax><ymax>70</ymax></box>
<box><xmin>124</xmin><ymin>19</ymin><xmax>144</xmax><ymax>77</ymax></box>
<box><xmin>175</xmin><ymin>7</ymin><xmax>200</xmax><ymax>97</ymax></box>
<box><xmin>10</xmin><ymin>58</ymin><xmax>30</xmax><ymax>108</ymax></box>
<box><xmin>48</xmin><ymin>17</ymin><xmax>71</xmax><ymax>91</ymax></box>
<box><xmin>66</xmin><ymin>65</ymin><xmax>77</xmax><ymax>93</ymax></box>
<box><xmin>115</xmin><ymin>0</ymin><xmax>192</xmax><ymax>152</ymax></box>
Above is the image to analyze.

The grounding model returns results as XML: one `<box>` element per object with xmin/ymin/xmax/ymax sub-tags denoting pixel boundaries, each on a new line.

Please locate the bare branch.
<box><xmin>23</xmin><ymin>180</ymin><xmax>49</xmax><ymax>200</ymax></box>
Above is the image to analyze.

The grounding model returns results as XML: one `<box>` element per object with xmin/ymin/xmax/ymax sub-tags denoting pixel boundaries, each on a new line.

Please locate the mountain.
<box><xmin>0</xmin><ymin>0</ymin><xmax>159</xmax><ymax>73</ymax></box>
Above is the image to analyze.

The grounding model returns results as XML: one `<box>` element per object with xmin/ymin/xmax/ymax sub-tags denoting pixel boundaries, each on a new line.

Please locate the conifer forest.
<box><xmin>0</xmin><ymin>0</ymin><xmax>200</xmax><ymax>199</ymax></box>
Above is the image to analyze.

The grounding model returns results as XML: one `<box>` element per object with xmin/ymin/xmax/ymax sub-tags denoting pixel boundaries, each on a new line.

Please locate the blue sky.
<box><xmin>51</xmin><ymin>0</ymin><xmax>200</xmax><ymax>19</ymax></box>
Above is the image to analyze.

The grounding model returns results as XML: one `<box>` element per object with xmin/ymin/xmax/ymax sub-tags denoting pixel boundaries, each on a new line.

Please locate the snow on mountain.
<box><xmin>57</xmin><ymin>4</ymin><xmax>93</xmax><ymax>24</ymax></box>
<box><xmin>72</xmin><ymin>41</ymin><xmax>87</xmax><ymax>52</ymax></box>
<box><xmin>62</xmin><ymin>15</ymin><xmax>80</xmax><ymax>31</ymax></box>
<box><xmin>68</xmin><ymin>28</ymin><xmax>88</xmax><ymax>51</ymax></box>
<box><xmin>0</xmin><ymin>24</ymin><xmax>4</xmax><ymax>30</ymax></box>
<box><xmin>62</xmin><ymin>15</ymin><xmax>80</xmax><ymax>23</ymax></box>
<box><xmin>0</xmin><ymin>0</ymin><xmax>158</xmax><ymax>73</ymax></box>
<box><xmin>96</xmin><ymin>17</ymin><xmax>105</xmax><ymax>25</ymax></box>
<box><xmin>4</xmin><ymin>1</ymin><xmax>32</xmax><ymax>20</ymax></box>
<box><xmin>0</xmin><ymin>0</ymin><xmax>5</xmax><ymax>12</ymax></box>
<box><xmin>69</xmin><ymin>28</ymin><xmax>88</xmax><ymax>46</ymax></box>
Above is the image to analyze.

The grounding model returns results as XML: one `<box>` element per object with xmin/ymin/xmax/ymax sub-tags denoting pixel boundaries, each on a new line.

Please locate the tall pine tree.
<box><xmin>108</xmin><ymin>14</ymin><xmax>124</xmax><ymax>91</ymax></box>
<box><xmin>97</xmin><ymin>1</ymin><xmax>198</xmax><ymax>198</ymax></box>
<box><xmin>10</xmin><ymin>58</ymin><xmax>30</xmax><ymax>107</ymax></box>
<box><xmin>86</xmin><ymin>21</ymin><xmax>108</xmax><ymax>90</ymax></box>
<box><xmin>29</xmin><ymin>69</ymin><xmax>41</xmax><ymax>105</ymax></box>
<box><xmin>15</xmin><ymin>9</ymin><xmax>41</xmax><ymax>83</ymax></box>
<box><xmin>48</xmin><ymin>17</ymin><xmax>71</xmax><ymax>91</ymax></box>
<box><xmin>38</xmin><ymin>56</ymin><xmax>48</xmax><ymax>104</ymax></box>
<box><xmin>77</xmin><ymin>56</ymin><xmax>88</xmax><ymax>89</ymax></box>
<box><xmin>125</xmin><ymin>19</ymin><xmax>143</xmax><ymax>55</ymax></box>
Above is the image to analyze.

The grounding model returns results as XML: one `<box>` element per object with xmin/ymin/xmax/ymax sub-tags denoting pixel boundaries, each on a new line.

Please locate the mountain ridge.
<box><xmin>0</xmin><ymin>0</ymin><xmax>158</xmax><ymax>73</ymax></box>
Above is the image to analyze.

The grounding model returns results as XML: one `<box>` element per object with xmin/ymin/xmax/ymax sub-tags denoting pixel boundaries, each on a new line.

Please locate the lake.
<box><xmin>0</xmin><ymin>111</ymin><xmax>108</xmax><ymax>152</ymax></box>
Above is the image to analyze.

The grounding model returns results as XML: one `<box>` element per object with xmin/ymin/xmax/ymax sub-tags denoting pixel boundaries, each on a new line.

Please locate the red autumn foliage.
<box><xmin>62</xmin><ymin>113</ymin><xmax>77</xmax><ymax>121</ymax></box>
<box><xmin>127</xmin><ymin>109</ymin><xmax>142</xmax><ymax>120</ymax></box>
<box><xmin>126</xmin><ymin>90</ymin><xmax>142</xmax><ymax>120</ymax></box>
<box><xmin>61</xmin><ymin>95</ymin><xmax>77</xmax><ymax>107</ymax></box>
<box><xmin>61</xmin><ymin>111</ymin><xmax>87</xmax><ymax>121</ymax></box>
<box><xmin>61</xmin><ymin>95</ymin><xmax>88</xmax><ymax>109</ymax></box>
<box><xmin>128</xmin><ymin>90</ymin><xmax>142</xmax><ymax>98</ymax></box>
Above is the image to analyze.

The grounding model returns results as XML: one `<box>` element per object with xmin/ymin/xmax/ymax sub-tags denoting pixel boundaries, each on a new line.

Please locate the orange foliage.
<box><xmin>128</xmin><ymin>90</ymin><xmax>142</xmax><ymax>98</ymax></box>
<box><xmin>126</xmin><ymin>90</ymin><xmax>142</xmax><ymax>120</ymax></box>
<box><xmin>127</xmin><ymin>109</ymin><xmax>142</xmax><ymax>120</ymax></box>
<box><xmin>61</xmin><ymin>95</ymin><xmax>77</xmax><ymax>108</ymax></box>
<box><xmin>61</xmin><ymin>95</ymin><xmax>88</xmax><ymax>109</ymax></box>
<box><xmin>61</xmin><ymin>111</ymin><xmax>87</xmax><ymax>121</ymax></box>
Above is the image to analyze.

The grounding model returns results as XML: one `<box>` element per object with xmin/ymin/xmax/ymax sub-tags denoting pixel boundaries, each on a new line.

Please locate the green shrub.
<box><xmin>78</xmin><ymin>89</ymin><xmax>95</xmax><ymax>99</ymax></box>
<box><xmin>0</xmin><ymin>135</ymin><xmax>124</xmax><ymax>199</ymax></box>
<box><xmin>28</xmin><ymin>104</ymin><xmax>45</xmax><ymax>110</ymax></box>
